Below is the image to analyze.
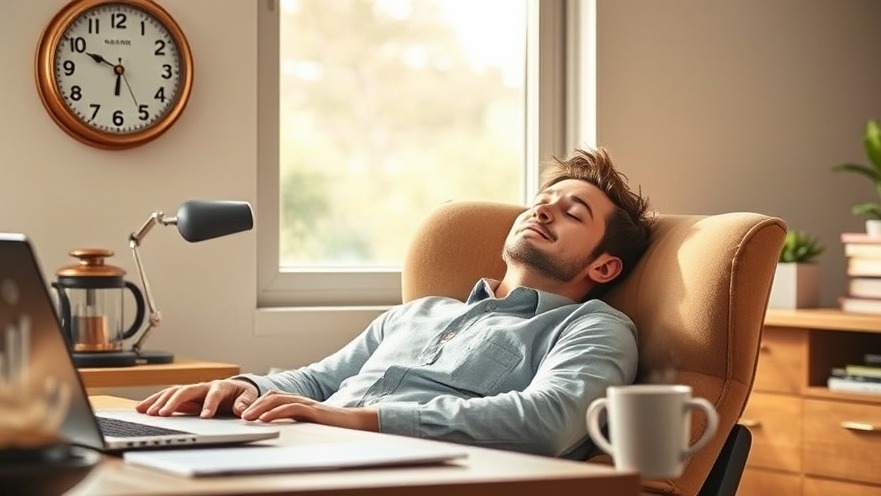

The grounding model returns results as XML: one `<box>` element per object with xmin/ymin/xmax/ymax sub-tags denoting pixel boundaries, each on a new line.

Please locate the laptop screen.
<box><xmin>0</xmin><ymin>233</ymin><xmax>106</xmax><ymax>451</ymax></box>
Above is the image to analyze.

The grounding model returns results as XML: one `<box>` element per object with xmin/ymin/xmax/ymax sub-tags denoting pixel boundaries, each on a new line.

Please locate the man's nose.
<box><xmin>533</xmin><ymin>203</ymin><xmax>553</xmax><ymax>222</ymax></box>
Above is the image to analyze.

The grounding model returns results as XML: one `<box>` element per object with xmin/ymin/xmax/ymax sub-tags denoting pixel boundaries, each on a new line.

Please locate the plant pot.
<box><xmin>768</xmin><ymin>263</ymin><xmax>820</xmax><ymax>309</ymax></box>
<box><xmin>867</xmin><ymin>219</ymin><xmax>881</xmax><ymax>237</ymax></box>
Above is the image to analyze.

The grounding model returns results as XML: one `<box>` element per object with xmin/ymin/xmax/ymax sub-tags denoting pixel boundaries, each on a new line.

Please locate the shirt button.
<box><xmin>441</xmin><ymin>331</ymin><xmax>454</xmax><ymax>341</ymax></box>
<box><xmin>484</xmin><ymin>304</ymin><xmax>495</xmax><ymax>312</ymax></box>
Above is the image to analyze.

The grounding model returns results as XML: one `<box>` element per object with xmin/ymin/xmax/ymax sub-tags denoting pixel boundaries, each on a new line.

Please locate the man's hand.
<box><xmin>135</xmin><ymin>379</ymin><xmax>259</xmax><ymax>418</ymax></box>
<box><xmin>241</xmin><ymin>391</ymin><xmax>379</xmax><ymax>432</ymax></box>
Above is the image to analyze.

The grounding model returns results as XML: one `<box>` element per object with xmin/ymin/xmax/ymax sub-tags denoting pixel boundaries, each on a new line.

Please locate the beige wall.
<box><xmin>597</xmin><ymin>0</ymin><xmax>881</xmax><ymax>306</ymax></box>
<box><xmin>2</xmin><ymin>0</ymin><xmax>879</xmax><ymax>383</ymax></box>
<box><xmin>0</xmin><ymin>0</ymin><xmax>268</xmax><ymax>376</ymax></box>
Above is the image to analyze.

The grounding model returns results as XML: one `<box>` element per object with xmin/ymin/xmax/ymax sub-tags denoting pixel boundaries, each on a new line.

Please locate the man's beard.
<box><xmin>503</xmin><ymin>238</ymin><xmax>587</xmax><ymax>282</ymax></box>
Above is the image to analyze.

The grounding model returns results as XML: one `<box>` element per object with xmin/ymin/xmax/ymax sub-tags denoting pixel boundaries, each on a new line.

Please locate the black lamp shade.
<box><xmin>175</xmin><ymin>200</ymin><xmax>254</xmax><ymax>242</ymax></box>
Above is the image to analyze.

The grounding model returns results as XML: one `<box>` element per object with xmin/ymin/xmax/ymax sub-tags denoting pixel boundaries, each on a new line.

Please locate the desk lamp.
<box><xmin>128</xmin><ymin>200</ymin><xmax>253</xmax><ymax>364</ymax></box>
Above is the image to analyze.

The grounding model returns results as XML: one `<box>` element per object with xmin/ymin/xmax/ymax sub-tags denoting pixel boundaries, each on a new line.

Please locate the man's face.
<box><xmin>503</xmin><ymin>179</ymin><xmax>617</xmax><ymax>283</ymax></box>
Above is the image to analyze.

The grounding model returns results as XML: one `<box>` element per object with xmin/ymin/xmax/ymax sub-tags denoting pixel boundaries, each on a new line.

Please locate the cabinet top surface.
<box><xmin>765</xmin><ymin>308</ymin><xmax>881</xmax><ymax>333</ymax></box>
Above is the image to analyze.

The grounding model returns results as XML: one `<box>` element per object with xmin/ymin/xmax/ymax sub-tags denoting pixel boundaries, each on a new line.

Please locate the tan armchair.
<box><xmin>402</xmin><ymin>201</ymin><xmax>786</xmax><ymax>496</ymax></box>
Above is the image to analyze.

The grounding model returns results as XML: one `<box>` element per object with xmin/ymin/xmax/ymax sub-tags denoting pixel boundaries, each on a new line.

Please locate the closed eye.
<box><xmin>566</xmin><ymin>211</ymin><xmax>581</xmax><ymax>221</ymax></box>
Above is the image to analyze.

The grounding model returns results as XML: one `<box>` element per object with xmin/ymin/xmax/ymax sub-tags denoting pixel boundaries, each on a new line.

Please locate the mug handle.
<box><xmin>586</xmin><ymin>398</ymin><xmax>615</xmax><ymax>455</ymax></box>
<box><xmin>682</xmin><ymin>398</ymin><xmax>719</xmax><ymax>459</ymax></box>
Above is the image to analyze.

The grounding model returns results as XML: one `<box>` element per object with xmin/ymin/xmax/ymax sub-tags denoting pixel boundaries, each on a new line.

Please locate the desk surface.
<box><xmin>69</xmin><ymin>396</ymin><xmax>640</xmax><ymax>496</ymax></box>
<box><xmin>79</xmin><ymin>358</ymin><xmax>240</xmax><ymax>389</ymax></box>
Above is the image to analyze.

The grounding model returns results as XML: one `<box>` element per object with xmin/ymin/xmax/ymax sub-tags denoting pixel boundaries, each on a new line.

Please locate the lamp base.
<box><xmin>71</xmin><ymin>349</ymin><xmax>175</xmax><ymax>367</ymax></box>
<box><xmin>136</xmin><ymin>349</ymin><xmax>175</xmax><ymax>364</ymax></box>
<box><xmin>72</xmin><ymin>351</ymin><xmax>138</xmax><ymax>368</ymax></box>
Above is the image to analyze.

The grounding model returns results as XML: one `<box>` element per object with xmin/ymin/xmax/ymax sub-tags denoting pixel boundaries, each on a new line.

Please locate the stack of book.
<box><xmin>839</xmin><ymin>232</ymin><xmax>881</xmax><ymax>314</ymax></box>
<box><xmin>828</xmin><ymin>354</ymin><xmax>881</xmax><ymax>394</ymax></box>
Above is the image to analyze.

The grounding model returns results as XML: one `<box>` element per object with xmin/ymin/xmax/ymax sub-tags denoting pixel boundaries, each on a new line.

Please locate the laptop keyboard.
<box><xmin>97</xmin><ymin>416</ymin><xmax>191</xmax><ymax>438</ymax></box>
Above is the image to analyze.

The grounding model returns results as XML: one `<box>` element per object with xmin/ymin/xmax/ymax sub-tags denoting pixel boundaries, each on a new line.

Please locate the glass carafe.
<box><xmin>52</xmin><ymin>249</ymin><xmax>145</xmax><ymax>352</ymax></box>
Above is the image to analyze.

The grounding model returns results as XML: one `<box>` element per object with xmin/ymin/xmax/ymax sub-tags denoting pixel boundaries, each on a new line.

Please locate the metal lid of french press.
<box><xmin>56</xmin><ymin>248</ymin><xmax>126</xmax><ymax>279</ymax></box>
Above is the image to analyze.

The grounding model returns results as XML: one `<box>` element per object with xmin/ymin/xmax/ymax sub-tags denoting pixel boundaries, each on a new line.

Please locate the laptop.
<box><xmin>0</xmin><ymin>233</ymin><xmax>279</xmax><ymax>452</ymax></box>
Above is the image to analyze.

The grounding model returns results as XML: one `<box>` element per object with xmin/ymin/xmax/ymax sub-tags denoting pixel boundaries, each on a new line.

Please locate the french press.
<box><xmin>52</xmin><ymin>248</ymin><xmax>145</xmax><ymax>367</ymax></box>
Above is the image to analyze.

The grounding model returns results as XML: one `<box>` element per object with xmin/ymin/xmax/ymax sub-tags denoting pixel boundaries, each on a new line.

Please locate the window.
<box><xmin>257</xmin><ymin>0</ymin><xmax>593</xmax><ymax>319</ymax></box>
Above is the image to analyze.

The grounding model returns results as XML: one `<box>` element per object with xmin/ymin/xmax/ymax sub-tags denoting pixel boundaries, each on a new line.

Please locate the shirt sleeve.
<box><xmin>375</xmin><ymin>308</ymin><xmax>638</xmax><ymax>458</ymax></box>
<box><xmin>235</xmin><ymin>311</ymin><xmax>389</xmax><ymax>400</ymax></box>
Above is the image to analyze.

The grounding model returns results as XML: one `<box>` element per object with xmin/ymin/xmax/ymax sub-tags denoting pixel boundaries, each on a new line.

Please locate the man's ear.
<box><xmin>587</xmin><ymin>254</ymin><xmax>623</xmax><ymax>284</ymax></box>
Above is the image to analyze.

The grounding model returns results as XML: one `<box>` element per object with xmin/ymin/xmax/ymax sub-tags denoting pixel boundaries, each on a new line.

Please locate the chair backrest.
<box><xmin>402</xmin><ymin>201</ymin><xmax>786</xmax><ymax>496</ymax></box>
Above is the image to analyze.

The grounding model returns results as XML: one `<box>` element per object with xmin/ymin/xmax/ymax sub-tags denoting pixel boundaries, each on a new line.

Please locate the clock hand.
<box><xmin>118</xmin><ymin>58</ymin><xmax>139</xmax><ymax>107</ymax></box>
<box><xmin>85</xmin><ymin>52</ymin><xmax>115</xmax><ymax>68</ymax></box>
<box><xmin>114</xmin><ymin>74</ymin><xmax>121</xmax><ymax>96</ymax></box>
<box><xmin>122</xmin><ymin>72</ymin><xmax>139</xmax><ymax>107</ymax></box>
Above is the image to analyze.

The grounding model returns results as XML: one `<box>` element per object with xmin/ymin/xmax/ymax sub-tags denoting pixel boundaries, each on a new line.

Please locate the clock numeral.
<box><xmin>70</xmin><ymin>86</ymin><xmax>83</xmax><ymax>101</ymax></box>
<box><xmin>138</xmin><ymin>104</ymin><xmax>150</xmax><ymax>121</ymax></box>
<box><xmin>154</xmin><ymin>40</ymin><xmax>166</xmax><ymax>56</ymax></box>
<box><xmin>112</xmin><ymin>110</ymin><xmax>124</xmax><ymax>127</ymax></box>
<box><xmin>111</xmin><ymin>13</ymin><xmax>127</xmax><ymax>29</ymax></box>
<box><xmin>88</xmin><ymin>18</ymin><xmax>99</xmax><ymax>34</ymax></box>
<box><xmin>140</xmin><ymin>21</ymin><xmax>146</xmax><ymax>36</ymax></box>
<box><xmin>161</xmin><ymin>64</ymin><xmax>172</xmax><ymax>79</ymax></box>
<box><xmin>68</xmin><ymin>37</ymin><xmax>86</xmax><ymax>53</ymax></box>
<box><xmin>154</xmin><ymin>87</ymin><xmax>166</xmax><ymax>102</ymax></box>
<box><xmin>62</xmin><ymin>60</ymin><xmax>75</xmax><ymax>76</ymax></box>
<box><xmin>89</xmin><ymin>104</ymin><xmax>100</xmax><ymax>120</ymax></box>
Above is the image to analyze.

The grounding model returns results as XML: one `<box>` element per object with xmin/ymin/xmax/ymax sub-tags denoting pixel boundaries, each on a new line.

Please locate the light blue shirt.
<box><xmin>240</xmin><ymin>279</ymin><xmax>638</xmax><ymax>459</ymax></box>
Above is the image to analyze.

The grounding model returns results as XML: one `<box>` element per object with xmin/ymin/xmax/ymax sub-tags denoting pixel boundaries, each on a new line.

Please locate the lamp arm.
<box><xmin>128</xmin><ymin>212</ymin><xmax>177</xmax><ymax>355</ymax></box>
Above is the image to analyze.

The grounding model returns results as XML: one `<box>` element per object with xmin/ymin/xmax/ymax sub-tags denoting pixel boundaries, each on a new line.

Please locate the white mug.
<box><xmin>586</xmin><ymin>384</ymin><xmax>719</xmax><ymax>479</ymax></box>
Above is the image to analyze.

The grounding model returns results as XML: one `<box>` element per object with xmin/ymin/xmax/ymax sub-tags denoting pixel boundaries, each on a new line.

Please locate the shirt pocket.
<box><xmin>447</xmin><ymin>337</ymin><xmax>522</xmax><ymax>395</ymax></box>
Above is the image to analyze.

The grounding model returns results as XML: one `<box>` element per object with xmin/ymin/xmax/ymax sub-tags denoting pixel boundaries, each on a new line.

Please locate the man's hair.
<box><xmin>540</xmin><ymin>147</ymin><xmax>652</xmax><ymax>296</ymax></box>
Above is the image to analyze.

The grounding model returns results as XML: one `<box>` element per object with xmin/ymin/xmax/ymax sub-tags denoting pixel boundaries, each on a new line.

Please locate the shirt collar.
<box><xmin>466</xmin><ymin>278</ymin><xmax>578</xmax><ymax>315</ymax></box>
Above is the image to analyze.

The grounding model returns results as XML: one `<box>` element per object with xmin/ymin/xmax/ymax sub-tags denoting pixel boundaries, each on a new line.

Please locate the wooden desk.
<box><xmin>69</xmin><ymin>396</ymin><xmax>640</xmax><ymax>496</ymax></box>
<box><xmin>79</xmin><ymin>358</ymin><xmax>239</xmax><ymax>390</ymax></box>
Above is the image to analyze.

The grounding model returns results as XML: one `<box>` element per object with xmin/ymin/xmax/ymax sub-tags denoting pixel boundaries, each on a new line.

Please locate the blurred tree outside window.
<box><xmin>278</xmin><ymin>0</ymin><xmax>528</xmax><ymax>269</ymax></box>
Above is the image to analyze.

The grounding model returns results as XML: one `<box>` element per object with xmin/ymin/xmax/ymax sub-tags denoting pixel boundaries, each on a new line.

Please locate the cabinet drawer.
<box><xmin>754</xmin><ymin>326</ymin><xmax>806</xmax><ymax>394</ymax></box>
<box><xmin>804</xmin><ymin>398</ymin><xmax>881</xmax><ymax>485</ymax></box>
<box><xmin>740</xmin><ymin>393</ymin><xmax>802</xmax><ymax>472</ymax></box>
<box><xmin>804</xmin><ymin>477</ymin><xmax>881</xmax><ymax>496</ymax></box>
<box><xmin>738</xmin><ymin>468</ymin><xmax>800</xmax><ymax>496</ymax></box>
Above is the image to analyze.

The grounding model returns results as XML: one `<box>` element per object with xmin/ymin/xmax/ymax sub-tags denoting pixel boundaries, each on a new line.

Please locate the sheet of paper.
<box><xmin>123</xmin><ymin>441</ymin><xmax>468</xmax><ymax>477</ymax></box>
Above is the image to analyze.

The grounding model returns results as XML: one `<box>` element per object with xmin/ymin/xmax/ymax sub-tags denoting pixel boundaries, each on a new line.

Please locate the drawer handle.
<box><xmin>841</xmin><ymin>421</ymin><xmax>881</xmax><ymax>432</ymax></box>
<box><xmin>739</xmin><ymin>419</ymin><xmax>761</xmax><ymax>428</ymax></box>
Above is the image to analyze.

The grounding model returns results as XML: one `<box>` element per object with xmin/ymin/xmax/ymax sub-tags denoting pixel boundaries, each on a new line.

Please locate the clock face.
<box><xmin>35</xmin><ymin>0</ymin><xmax>193</xmax><ymax>149</ymax></box>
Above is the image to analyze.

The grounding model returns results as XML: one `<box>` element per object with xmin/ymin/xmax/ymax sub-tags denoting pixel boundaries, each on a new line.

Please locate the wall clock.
<box><xmin>35</xmin><ymin>0</ymin><xmax>193</xmax><ymax>149</ymax></box>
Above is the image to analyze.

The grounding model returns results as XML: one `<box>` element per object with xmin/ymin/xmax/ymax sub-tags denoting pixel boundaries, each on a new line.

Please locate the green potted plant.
<box><xmin>832</xmin><ymin>119</ymin><xmax>881</xmax><ymax>235</ymax></box>
<box><xmin>778</xmin><ymin>230</ymin><xmax>824</xmax><ymax>264</ymax></box>
<box><xmin>768</xmin><ymin>230</ymin><xmax>824</xmax><ymax>309</ymax></box>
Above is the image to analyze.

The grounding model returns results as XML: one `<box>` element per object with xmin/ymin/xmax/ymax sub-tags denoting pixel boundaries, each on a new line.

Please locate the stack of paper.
<box><xmin>123</xmin><ymin>441</ymin><xmax>468</xmax><ymax>477</ymax></box>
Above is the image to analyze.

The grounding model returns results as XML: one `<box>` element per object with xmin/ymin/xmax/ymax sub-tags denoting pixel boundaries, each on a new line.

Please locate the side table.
<box><xmin>78</xmin><ymin>357</ymin><xmax>240</xmax><ymax>390</ymax></box>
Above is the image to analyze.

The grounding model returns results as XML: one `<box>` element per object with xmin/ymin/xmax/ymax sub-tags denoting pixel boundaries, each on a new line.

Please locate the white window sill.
<box><xmin>253</xmin><ymin>305</ymin><xmax>389</xmax><ymax>337</ymax></box>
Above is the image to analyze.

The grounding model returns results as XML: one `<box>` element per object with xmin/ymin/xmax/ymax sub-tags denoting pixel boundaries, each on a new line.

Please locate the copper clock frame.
<box><xmin>35</xmin><ymin>0</ymin><xmax>193</xmax><ymax>150</ymax></box>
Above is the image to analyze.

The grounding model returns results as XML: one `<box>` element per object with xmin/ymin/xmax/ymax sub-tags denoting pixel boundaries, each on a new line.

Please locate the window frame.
<box><xmin>255</xmin><ymin>0</ymin><xmax>595</xmax><ymax>334</ymax></box>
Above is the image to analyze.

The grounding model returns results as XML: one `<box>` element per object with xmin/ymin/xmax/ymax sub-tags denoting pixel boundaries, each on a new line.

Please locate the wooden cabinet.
<box><xmin>739</xmin><ymin>309</ymin><xmax>881</xmax><ymax>495</ymax></box>
<box><xmin>803</xmin><ymin>478</ymin><xmax>881</xmax><ymax>496</ymax></box>
<box><xmin>739</xmin><ymin>469</ymin><xmax>801</xmax><ymax>495</ymax></box>
<box><xmin>803</xmin><ymin>398</ymin><xmax>881</xmax><ymax>485</ymax></box>
<box><xmin>752</xmin><ymin>326</ymin><xmax>806</xmax><ymax>395</ymax></box>
<box><xmin>740</xmin><ymin>393</ymin><xmax>802</xmax><ymax>473</ymax></box>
